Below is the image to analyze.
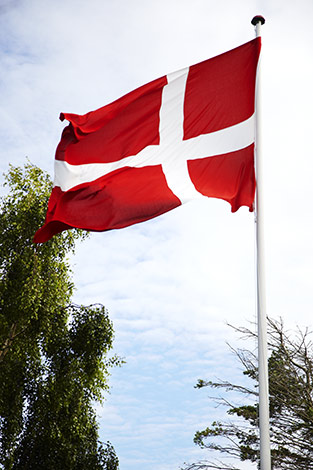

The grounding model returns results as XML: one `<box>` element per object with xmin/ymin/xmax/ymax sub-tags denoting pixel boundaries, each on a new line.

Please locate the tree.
<box><xmin>0</xmin><ymin>163</ymin><xmax>121</xmax><ymax>469</ymax></box>
<box><xmin>183</xmin><ymin>318</ymin><xmax>313</xmax><ymax>470</ymax></box>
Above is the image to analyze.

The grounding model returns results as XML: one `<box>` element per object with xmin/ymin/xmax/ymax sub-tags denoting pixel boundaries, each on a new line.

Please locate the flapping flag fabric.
<box><xmin>34</xmin><ymin>38</ymin><xmax>261</xmax><ymax>243</ymax></box>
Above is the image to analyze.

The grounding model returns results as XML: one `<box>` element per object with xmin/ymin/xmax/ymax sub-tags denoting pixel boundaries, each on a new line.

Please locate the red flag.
<box><xmin>34</xmin><ymin>38</ymin><xmax>261</xmax><ymax>243</ymax></box>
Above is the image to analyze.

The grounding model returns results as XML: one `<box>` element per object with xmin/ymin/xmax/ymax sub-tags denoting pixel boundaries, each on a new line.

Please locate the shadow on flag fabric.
<box><xmin>34</xmin><ymin>38</ymin><xmax>261</xmax><ymax>243</ymax></box>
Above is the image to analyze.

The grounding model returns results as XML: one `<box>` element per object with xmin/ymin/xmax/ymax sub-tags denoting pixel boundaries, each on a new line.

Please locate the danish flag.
<box><xmin>34</xmin><ymin>38</ymin><xmax>261</xmax><ymax>243</ymax></box>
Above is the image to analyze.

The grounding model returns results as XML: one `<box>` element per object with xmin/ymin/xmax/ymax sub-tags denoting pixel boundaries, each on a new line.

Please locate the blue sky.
<box><xmin>1</xmin><ymin>1</ymin><xmax>313</xmax><ymax>469</ymax></box>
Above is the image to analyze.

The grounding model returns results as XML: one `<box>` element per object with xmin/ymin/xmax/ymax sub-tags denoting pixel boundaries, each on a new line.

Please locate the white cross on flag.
<box><xmin>34</xmin><ymin>38</ymin><xmax>261</xmax><ymax>243</ymax></box>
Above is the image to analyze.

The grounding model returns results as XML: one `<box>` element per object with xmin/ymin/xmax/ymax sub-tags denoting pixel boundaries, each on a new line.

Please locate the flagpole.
<box><xmin>251</xmin><ymin>15</ymin><xmax>271</xmax><ymax>470</ymax></box>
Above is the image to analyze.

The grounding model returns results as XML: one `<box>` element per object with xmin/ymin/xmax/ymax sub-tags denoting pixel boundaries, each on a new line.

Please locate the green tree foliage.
<box><xmin>184</xmin><ymin>318</ymin><xmax>313</xmax><ymax>470</ymax></box>
<box><xmin>0</xmin><ymin>163</ymin><xmax>121</xmax><ymax>469</ymax></box>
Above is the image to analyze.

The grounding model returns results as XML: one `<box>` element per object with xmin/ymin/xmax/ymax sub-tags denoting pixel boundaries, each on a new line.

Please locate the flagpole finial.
<box><xmin>251</xmin><ymin>15</ymin><xmax>265</xmax><ymax>26</ymax></box>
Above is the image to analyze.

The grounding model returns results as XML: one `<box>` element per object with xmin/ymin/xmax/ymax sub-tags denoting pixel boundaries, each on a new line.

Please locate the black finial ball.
<box><xmin>251</xmin><ymin>16</ymin><xmax>265</xmax><ymax>26</ymax></box>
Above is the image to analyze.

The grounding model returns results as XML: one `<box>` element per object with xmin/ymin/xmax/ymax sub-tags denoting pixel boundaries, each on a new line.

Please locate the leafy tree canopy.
<box><xmin>0</xmin><ymin>163</ymin><xmax>121</xmax><ymax>470</ymax></box>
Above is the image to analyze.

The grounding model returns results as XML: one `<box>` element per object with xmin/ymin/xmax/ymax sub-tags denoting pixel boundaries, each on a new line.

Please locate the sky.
<box><xmin>1</xmin><ymin>0</ymin><xmax>313</xmax><ymax>469</ymax></box>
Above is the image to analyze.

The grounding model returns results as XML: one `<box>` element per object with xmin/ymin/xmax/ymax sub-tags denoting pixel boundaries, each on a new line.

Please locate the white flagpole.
<box><xmin>251</xmin><ymin>15</ymin><xmax>271</xmax><ymax>470</ymax></box>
